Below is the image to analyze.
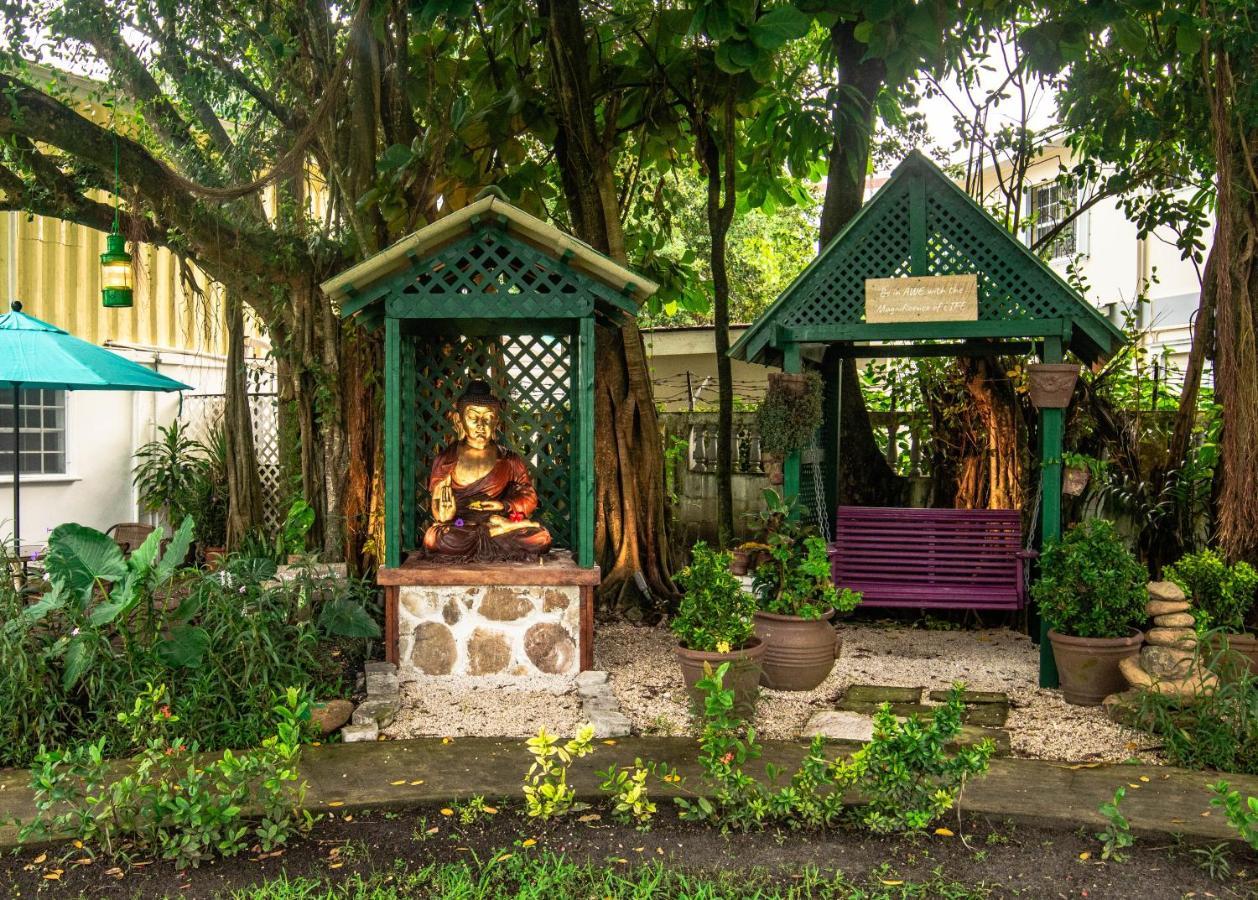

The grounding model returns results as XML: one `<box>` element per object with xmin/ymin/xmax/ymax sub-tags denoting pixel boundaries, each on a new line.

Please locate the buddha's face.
<box><xmin>459</xmin><ymin>403</ymin><xmax>498</xmax><ymax>450</ymax></box>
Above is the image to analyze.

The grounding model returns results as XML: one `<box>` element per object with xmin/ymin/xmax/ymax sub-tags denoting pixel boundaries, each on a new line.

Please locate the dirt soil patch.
<box><xmin>2</xmin><ymin>805</ymin><xmax>1251</xmax><ymax>898</ymax></box>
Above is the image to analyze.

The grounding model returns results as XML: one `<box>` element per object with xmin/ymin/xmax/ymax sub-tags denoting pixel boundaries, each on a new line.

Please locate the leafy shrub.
<box><xmin>0</xmin><ymin>521</ymin><xmax>380</xmax><ymax>768</ymax></box>
<box><xmin>753</xmin><ymin>533</ymin><xmax>859</xmax><ymax>619</ymax></box>
<box><xmin>836</xmin><ymin>687</ymin><xmax>994</xmax><ymax>833</ymax></box>
<box><xmin>1210</xmin><ymin>781</ymin><xmax>1258</xmax><ymax>850</ymax></box>
<box><xmin>1137</xmin><ymin>646</ymin><xmax>1258</xmax><ymax>774</ymax></box>
<box><xmin>757</xmin><ymin>372</ymin><xmax>823</xmax><ymax>456</ymax></box>
<box><xmin>1096</xmin><ymin>787</ymin><xmax>1134</xmax><ymax>862</ymax></box>
<box><xmin>672</xmin><ymin>542</ymin><xmax>756</xmax><ymax>652</ymax></box>
<box><xmin>1031</xmin><ymin>519</ymin><xmax>1148</xmax><ymax>638</ymax></box>
<box><xmin>597</xmin><ymin>760</ymin><xmax>657</xmax><ymax>829</ymax></box>
<box><xmin>668</xmin><ymin>665</ymin><xmax>991</xmax><ymax>834</ymax></box>
<box><xmin>522</xmin><ymin>726</ymin><xmax>595</xmax><ymax>819</ymax></box>
<box><xmin>21</xmin><ymin>685</ymin><xmax>312</xmax><ymax>868</ymax></box>
<box><xmin>1165</xmin><ymin>549</ymin><xmax>1258</xmax><ymax>634</ymax></box>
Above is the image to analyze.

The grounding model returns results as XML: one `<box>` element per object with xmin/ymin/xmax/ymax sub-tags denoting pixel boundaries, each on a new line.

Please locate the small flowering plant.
<box><xmin>671</xmin><ymin>542</ymin><xmax>756</xmax><ymax>653</ymax></box>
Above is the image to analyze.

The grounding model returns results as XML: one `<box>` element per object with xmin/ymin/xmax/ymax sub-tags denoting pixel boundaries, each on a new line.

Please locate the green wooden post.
<box><xmin>577</xmin><ymin>316</ymin><xmax>596</xmax><ymax>567</ymax></box>
<box><xmin>782</xmin><ymin>341</ymin><xmax>802</xmax><ymax>511</ymax></box>
<box><xmin>820</xmin><ymin>345</ymin><xmax>840</xmax><ymax>521</ymax></box>
<box><xmin>1038</xmin><ymin>335</ymin><xmax>1064</xmax><ymax>688</ymax></box>
<box><xmin>384</xmin><ymin>316</ymin><xmax>402</xmax><ymax>569</ymax></box>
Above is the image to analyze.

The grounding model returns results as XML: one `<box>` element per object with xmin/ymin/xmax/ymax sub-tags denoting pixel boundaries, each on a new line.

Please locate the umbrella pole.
<box><xmin>11</xmin><ymin>384</ymin><xmax>20</xmax><ymax>578</ymax></box>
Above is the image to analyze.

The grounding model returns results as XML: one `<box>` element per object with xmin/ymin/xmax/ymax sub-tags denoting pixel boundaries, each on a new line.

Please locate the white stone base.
<box><xmin>398</xmin><ymin>583</ymin><xmax>582</xmax><ymax>679</ymax></box>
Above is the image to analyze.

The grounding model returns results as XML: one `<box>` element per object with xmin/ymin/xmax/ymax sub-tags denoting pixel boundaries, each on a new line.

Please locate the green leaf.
<box><xmin>62</xmin><ymin>635</ymin><xmax>93</xmax><ymax>690</ymax></box>
<box><xmin>88</xmin><ymin>598</ymin><xmax>130</xmax><ymax>627</ymax></box>
<box><xmin>156</xmin><ymin>624</ymin><xmax>212</xmax><ymax>668</ymax></box>
<box><xmin>318</xmin><ymin>599</ymin><xmax>382</xmax><ymax>639</ymax></box>
<box><xmin>155</xmin><ymin>517</ymin><xmax>195</xmax><ymax>584</ymax></box>
<box><xmin>749</xmin><ymin>6</ymin><xmax>809</xmax><ymax>51</ymax></box>
<box><xmin>127</xmin><ymin>527</ymin><xmax>164</xmax><ymax>576</ymax></box>
<box><xmin>45</xmin><ymin>523</ymin><xmax>127</xmax><ymax>605</ymax></box>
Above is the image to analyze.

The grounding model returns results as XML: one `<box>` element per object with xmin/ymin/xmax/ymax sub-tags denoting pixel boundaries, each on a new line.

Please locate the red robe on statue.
<box><xmin>421</xmin><ymin>443</ymin><xmax>553</xmax><ymax>560</ymax></box>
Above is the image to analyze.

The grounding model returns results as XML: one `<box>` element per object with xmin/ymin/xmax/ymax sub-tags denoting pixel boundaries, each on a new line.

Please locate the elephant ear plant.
<box><xmin>31</xmin><ymin>517</ymin><xmax>198</xmax><ymax>686</ymax></box>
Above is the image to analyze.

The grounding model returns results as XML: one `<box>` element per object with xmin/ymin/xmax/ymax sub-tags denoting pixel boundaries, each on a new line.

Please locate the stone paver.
<box><xmin>844</xmin><ymin>684</ymin><xmax>923</xmax><ymax>704</ymax></box>
<box><xmin>2</xmin><ymin>737</ymin><xmax>1254</xmax><ymax>848</ymax></box>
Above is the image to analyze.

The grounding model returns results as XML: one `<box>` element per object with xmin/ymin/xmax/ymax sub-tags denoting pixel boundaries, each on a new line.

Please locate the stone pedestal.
<box><xmin>378</xmin><ymin>550</ymin><xmax>598</xmax><ymax>680</ymax></box>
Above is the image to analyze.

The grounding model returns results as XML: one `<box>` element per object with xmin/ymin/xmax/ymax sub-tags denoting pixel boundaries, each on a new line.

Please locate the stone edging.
<box><xmin>342</xmin><ymin>661</ymin><xmax>401</xmax><ymax>743</ymax></box>
<box><xmin>575</xmin><ymin>671</ymin><xmax>631</xmax><ymax>737</ymax></box>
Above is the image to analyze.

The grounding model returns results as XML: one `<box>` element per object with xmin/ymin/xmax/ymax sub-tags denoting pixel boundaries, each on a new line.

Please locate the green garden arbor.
<box><xmin>731</xmin><ymin>152</ymin><xmax>1127</xmax><ymax>687</ymax></box>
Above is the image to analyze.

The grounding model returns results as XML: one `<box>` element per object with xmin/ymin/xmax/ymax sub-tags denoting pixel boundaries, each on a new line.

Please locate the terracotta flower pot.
<box><xmin>761</xmin><ymin>451</ymin><xmax>784</xmax><ymax>485</ymax></box>
<box><xmin>767</xmin><ymin>371</ymin><xmax>809</xmax><ymax>398</ymax></box>
<box><xmin>754</xmin><ymin>609</ymin><xmax>840</xmax><ymax>691</ymax></box>
<box><xmin>1202</xmin><ymin>631</ymin><xmax>1258</xmax><ymax>680</ymax></box>
<box><xmin>729</xmin><ymin>549</ymin><xmax>750</xmax><ymax>576</ymax></box>
<box><xmin>675</xmin><ymin>638</ymin><xmax>765</xmax><ymax>718</ymax></box>
<box><xmin>203</xmin><ymin>545</ymin><xmax>227</xmax><ymax>569</ymax></box>
<box><xmin>1062</xmin><ymin>465</ymin><xmax>1090</xmax><ymax>497</ymax></box>
<box><xmin>1026</xmin><ymin>363</ymin><xmax>1081</xmax><ymax>409</ymax></box>
<box><xmin>1048</xmin><ymin>628</ymin><xmax>1144</xmax><ymax>706</ymax></box>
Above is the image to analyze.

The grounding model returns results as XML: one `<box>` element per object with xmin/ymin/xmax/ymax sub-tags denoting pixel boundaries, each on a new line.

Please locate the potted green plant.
<box><xmin>751</xmin><ymin>533</ymin><xmax>861</xmax><ymax>691</ymax></box>
<box><xmin>132</xmin><ymin>421</ymin><xmax>206</xmax><ymax>530</ymax></box>
<box><xmin>1031</xmin><ymin>519</ymin><xmax>1147</xmax><ymax>706</ymax></box>
<box><xmin>1165</xmin><ymin>549</ymin><xmax>1258</xmax><ymax>675</ymax></box>
<box><xmin>672</xmin><ymin>542</ymin><xmax>763</xmax><ymax>717</ymax></box>
<box><xmin>187</xmin><ymin>426</ymin><xmax>229</xmax><ymax>566</ymax></box>
<box><xmin>757</xmin><ymin>371</ymin><xmax>822</xmax><ymax>485</ymax></box>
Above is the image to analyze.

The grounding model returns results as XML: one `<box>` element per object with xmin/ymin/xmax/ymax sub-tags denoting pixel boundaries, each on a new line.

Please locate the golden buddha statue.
<box><xmin>421</xmin><ymin>380</ymin><xmax>553</xmax><ymax>560</ymax></box>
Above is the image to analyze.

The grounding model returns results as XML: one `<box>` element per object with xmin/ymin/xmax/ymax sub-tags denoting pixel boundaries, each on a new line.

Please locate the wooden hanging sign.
<box><xmin>865</xmin><ymin>274</ymin><xmax>978</xmax><ymax>323</ymax></box>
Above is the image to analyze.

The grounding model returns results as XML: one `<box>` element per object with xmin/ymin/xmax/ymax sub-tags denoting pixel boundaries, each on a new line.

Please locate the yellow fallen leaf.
<box><xmin>495</xmin><ymin>853</ymin><xmax>513</xmax><ymax>863</ymax></box>
<box><xmin>522</xmin><ymin>839</ymin><xmax>537</xmax><ymax>847</ymax></box>
<box><xmin>33</xmin><ymin>853</ymin><xmax>47</xmax><ymax>864</ymax></box>
<box><xmin>441</xmin><ymin>808</ymin><xmax>454</xmax><ymax>816</ymax></box>
<box><xmin>484</xmin><ymin>806</ymin><xmax>498</xmax><ymax>814</ymax></box>
<box><xmin>934</xmin><ymin>827</ymin><xmax>954</xmax><ymax>837</ymax></box>
<box><xmin>1139</xmin><ymin>775</ymin><xmax>1150</xmax><ymax>782</ymax></box>
<box><xmin>329</xmin><ymin>801</ymin><xmax>345</xmax><ymax>808</ymax></box>
<box><xmin>634</xmin><ymin>847</ymin><xmax>645</xmax><ymax>853</ymax></box>
<box><xmin>1201</xmin><ymin>811</ymin><xmax>1211</xmax><ymax>817</ymax></box>
<box><xmin>613</xmin><ymin>858</ymin><xmax>628</xmax><ymax>864</ymax></box>
<box><xmin>578</xmin><ymin>813</ymin><xmax>601</xmax><ymax>822</ymax></box>
<box><xmin>343</xmin><ymin>815</ymin><xmax>353</xmax><ymax>822</ymax></box>
<box><xmin>329</xmin><ymin>862</ymin><xmax>343</xmax><ymax>869</ymax></box>
<box><xmin>427</xmin><ymin>826</ymin><xmax>440</xmax><ymax>834</ymax></box>
<box><xmin>602</xmin><ymin>740</ymin><xmax>617</xmax><ymax>745</ymax></box>
<box><xmin>880</xmin><ymin>880</ymin><xmax>904</xmax><ymax>886</ymax></box>
<box><xmin>105</xmin><ymin>866</ymin><xmax>123</xmax><ymax>879</ymax></box>
<box><xmin>442</xmin><ymin>737</ymin><xmax>453</xmax><ymax>744</ymax></box>
<box><xmin>390</xmin><ymin>779</ymin><xmax>407</xmax><ymax>786</ymax></box>
<box><xmin>43</xmin><ymin>873</ymin><xmax>60</xmax><ymax>881</ymax></box>
<box><xmin>73</xmin><ymin>840</ymin><xmax>83</xmax><ymax>849</ymax></box>
<box><xmin>1079</xmin><ymin>851</ymin><xmax>1091</xmax><ymax>861</ymax></box>
<box><xmin>1128</xmin><ymin>783</ymin><xmax>1140</xmax><ymax>788</ymax></box>
<box><xmin>410</xmin><ymin>779</ymin><xmax>425</xmax><ymax>785</ymax></box>
<box><xmin>312</xmin><ymin>741</ymin><xmax>322</xmax><ymax>746</ymax></box>
<box><xmin>75</xmin><ymin>857</ymin><xmax>92</xmax><ymax>865</ymax></box>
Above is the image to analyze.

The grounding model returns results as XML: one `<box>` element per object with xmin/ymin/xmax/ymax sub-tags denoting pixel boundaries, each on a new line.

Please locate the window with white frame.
<box><xmin>1027</xmin><ymin>181</ymin><xmax>1078</xmax><ymax>260</ymax></box>
<box><xmin>0</xmin><ymin>389</ymin><xmax>67</xmax><ymax>475</ymax></box>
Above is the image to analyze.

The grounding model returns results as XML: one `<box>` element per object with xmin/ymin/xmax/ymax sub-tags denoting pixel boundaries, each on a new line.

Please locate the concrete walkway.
<box><xmin>2</xmin><ymin>736</ymin><xmax>1255</xmax><ymax>847</ymax></box>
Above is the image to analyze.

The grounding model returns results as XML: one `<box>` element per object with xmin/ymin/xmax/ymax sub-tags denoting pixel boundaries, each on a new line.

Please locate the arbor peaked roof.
<box><xmin>325</xmin><ymin>192</ymin><xmax>658</xmax><ymax>327</ymax></box>
<box><xmin>730</xmin><ymin>151</ymin><xmax>1126</xmax><ymax>365</ymax></box>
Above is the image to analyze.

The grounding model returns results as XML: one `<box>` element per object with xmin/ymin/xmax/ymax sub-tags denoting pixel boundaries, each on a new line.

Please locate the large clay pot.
<box><xmin>1049</xmin><ymin>628</ymin><xmax>1144</xmax><ymax>706</ymax></box>
<box><xmin>675</xmin><ymin>638</ymin><xmax>765</xmax><ymax>718</ymax></box>
<box><xmin>1202</xmin><ymin>631</ymin><xmax>1258</xmax><ymax>680</ymax></box>
<box><xmin>754</xmin><ymin>609</ymin><xmax>840</xmax><ymax>691</ymax></box>
<box><xmin>1026</xmin><ymin>363</ymin><xmax>1081</xmax><ymax>409</ymax></box>
<box><xmin>1062</xmin><ymin>465</ymin><xmax>1091</xmax><ymax>497</ymax></box>
<box><xmin>729</xmin><ymin>549</ymin><xmax>751</xmax><ymax>576</ymax></box>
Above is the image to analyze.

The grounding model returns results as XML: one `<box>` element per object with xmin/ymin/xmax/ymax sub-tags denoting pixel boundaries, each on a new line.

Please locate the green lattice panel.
<box><xmin>384</xmin><ymin>232</ymin><xmax>594</xmax><ymax>319</ymax></box>
<box><xmin>783</xmin><ymin>181</ymin><xmax>914</xmax><ymax>329</ymax></box>
<box><xmin>401</xmin><ymin>329</ymin><xmax>573</xmax><ymax>551</ymax></box>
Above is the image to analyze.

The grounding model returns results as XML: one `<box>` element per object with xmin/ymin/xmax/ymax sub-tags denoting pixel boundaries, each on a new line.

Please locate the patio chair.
<box><xmin>106</xmin><ymin>522</ymin><xmax>157</xmax><ymax>556</ymax></box>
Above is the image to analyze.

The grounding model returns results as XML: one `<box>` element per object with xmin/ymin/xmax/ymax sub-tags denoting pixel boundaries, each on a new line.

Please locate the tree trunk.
<box><xmin>1208</xmin><ymin>53</ymin><xmax>1258</xmax><ymax>565</ymax></box>
<box><xmin>540</xmin><ymin>0</ymin><xmax>674</xmax><ymax>611</ymax></box>
<box><xmin>961</xmin><ymin>357</ymin><xmax>1022</xmax><ymax>510</ymax></box>
<box><xmin>224</xmin><ymin>294</ymin><xmax>265</xmax><ymax>548</ymax></box>
<box><xmin>821</xmin><ymin>21</ymin><xmax>905</xmax><ymax>508</ymax></box>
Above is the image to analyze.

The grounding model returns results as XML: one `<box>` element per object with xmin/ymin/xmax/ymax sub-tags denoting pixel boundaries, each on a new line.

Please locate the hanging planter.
<box><xmin>760</xmin><ymin>451</ymin><xmax>785</xmax><ymax>485</ymax></box>
<box><xmin>757</xmin><ymin>371</ymin><xmax>823</xmax><ymax>485</ymax></box>
<box><xmin>1062</xmin><ymin>465</ymin><xmax>1090</xmax><ymax>497</ymax></box>
<box><xmin>766</xmin><ymin>371</ymin><xmax>810</xmax><ymax>398</ymax></box>
<box><xmin>1026</xmin><ymin>363</ymin><xmax>1080</xmax><ymax>408</ymax></box>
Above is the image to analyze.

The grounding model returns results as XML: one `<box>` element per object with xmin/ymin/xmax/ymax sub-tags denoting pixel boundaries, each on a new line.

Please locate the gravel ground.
<box><xmin>595</xmin><ymin>620</ymin><xmax>1163</xmax><ymax>764</ymax></box>
<box><xmin>383</xmin><ymin>622</ymin><xmax>1161</xmax><ymax>764</ymax></box>
<box><xmin>384</xmin><ymin>674</ymin><xmax>582</xmax><ymax>739</ymax></box>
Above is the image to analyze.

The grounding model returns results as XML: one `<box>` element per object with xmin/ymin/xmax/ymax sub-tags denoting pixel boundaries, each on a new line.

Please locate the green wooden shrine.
<box><xmin>323</xmin><ymin>192</ymin><xmax>658</xmax><ymax>572</ymax></box>
<box><xmin>731</xmin><ymin>151</ymin><xmax>1127</xmax><ymax>687</ymax></box>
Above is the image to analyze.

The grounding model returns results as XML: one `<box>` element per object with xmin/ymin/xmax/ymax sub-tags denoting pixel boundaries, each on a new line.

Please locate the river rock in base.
<box><xmin>411</xmin><ymin>622</ymin><xmax>457</xmax><ymax>674</ymax></box>
<box><xmin>524</xmin><ymin>623</ymin><xmax>576</xmax><ymax>674</ymax></box>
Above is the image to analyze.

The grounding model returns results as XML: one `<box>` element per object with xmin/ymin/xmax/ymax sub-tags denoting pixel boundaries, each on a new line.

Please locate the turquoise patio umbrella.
<box><xmin>0</xmin><ymin>300</ymin><xmax>191</xmax><ymax>562</ymax></box>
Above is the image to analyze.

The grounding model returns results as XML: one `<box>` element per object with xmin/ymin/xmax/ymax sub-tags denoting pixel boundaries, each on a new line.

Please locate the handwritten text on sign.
<box><xmin>865</xmin><ymin>275</ymin><xmax>978</xmax><ymax>323</ymax></box>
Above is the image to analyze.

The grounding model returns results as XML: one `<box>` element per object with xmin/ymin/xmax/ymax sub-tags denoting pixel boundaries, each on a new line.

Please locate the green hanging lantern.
<box><xmin>101</xmin><ymin>100</ymin><xmax>133</xmax><ymax>309</ymax></box>
<box><xmin>100</xmin><ymin>230</ymin><xmax>133</xmax><ymax>308</ymax></box>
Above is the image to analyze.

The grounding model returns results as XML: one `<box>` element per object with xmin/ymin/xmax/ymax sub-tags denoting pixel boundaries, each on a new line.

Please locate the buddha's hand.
<box><xmin>433</xmin><ymin>476</ymin><xmax>457</xmax><ymax>522</ymax></box>
<box><xmin>468</xmin><ymin>500</ymin><xmax>504</xmax><ymax>511</ymax></box>
<box><xmin>488</xmin><ymin>514</ymin><xmax>534</xmax><ymax>536</ymax></box>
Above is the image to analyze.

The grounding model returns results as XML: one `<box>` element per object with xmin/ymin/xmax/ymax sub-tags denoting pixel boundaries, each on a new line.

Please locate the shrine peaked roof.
<box><xmin>324</xmin><ymin>193</ymin><xmax>658</xmax><ymax>322</ymax></box>
<box><xmin>730</xmin><ymin>151</ymin><xmax>1126</xmax><ymax>366</ymax></box>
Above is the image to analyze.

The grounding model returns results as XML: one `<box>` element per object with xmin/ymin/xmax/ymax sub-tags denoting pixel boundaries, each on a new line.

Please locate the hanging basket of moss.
<box><xmin>757</xmin><ymin>371</ymin><xmax>823</xmax><ymax>458</ymax></box>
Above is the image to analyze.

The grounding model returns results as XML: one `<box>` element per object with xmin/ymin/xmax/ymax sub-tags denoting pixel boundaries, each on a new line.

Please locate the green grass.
<box><xmin>234</xmin><ymin>851</ymin><xmax>992</xmax><ymax>899</ymax></box>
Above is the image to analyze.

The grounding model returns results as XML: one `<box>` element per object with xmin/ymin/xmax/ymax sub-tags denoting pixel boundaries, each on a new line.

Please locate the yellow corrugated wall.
<box><xmin>1</xmin><ymin>210</ymin><xmax>226</xmax><ymax>354</ymax></box>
